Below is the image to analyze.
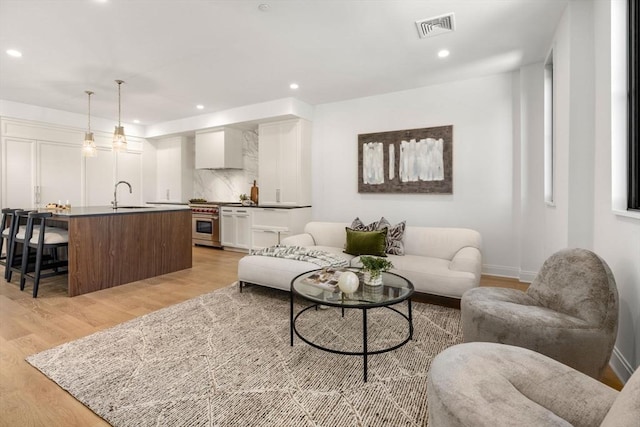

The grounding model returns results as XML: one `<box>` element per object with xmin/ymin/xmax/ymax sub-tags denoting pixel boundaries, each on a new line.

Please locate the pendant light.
<box><xmin>82</xmin><ymin>90</ymin><xmax>98</xmax><ymax>157</ymax></box>
<box><xmin>112</xmin><ymin>79</ymin><xmax>127</xmax><ymax>152</ymax></box>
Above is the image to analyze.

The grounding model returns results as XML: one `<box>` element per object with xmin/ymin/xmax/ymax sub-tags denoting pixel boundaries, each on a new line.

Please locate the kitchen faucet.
<box><xmin>112</xmin><ymin>180</ymin><xmax>132</xmax><ymax>209</ymax></box>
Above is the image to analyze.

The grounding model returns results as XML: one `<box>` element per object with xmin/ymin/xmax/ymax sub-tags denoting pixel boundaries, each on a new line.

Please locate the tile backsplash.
<box><xmin>193</xmin><ymin>130</ymin><xmax>258</xmax><ymax>203</ymax></box>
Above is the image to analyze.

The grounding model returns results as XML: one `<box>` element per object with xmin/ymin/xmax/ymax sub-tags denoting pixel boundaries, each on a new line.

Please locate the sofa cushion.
<box><xmin>344</xmin><ymin>228</ymin><xmax>387</xmax><ymax>257</ymax></box>
<box><xmin>387</xmin><ymin>254</ymin><xmax>476</xmax><ymax>298</ymax></box>
<box><xmin>350</xmin><ymin>217</ymin><xmax>379</xmax><ymax>231</ymax></box>
<box><xmin>238</xmin><ymin>256</ymin><xmax>320</xmax><ymax>292</ymax></box>
<box><xmin>377</xmin><ymin>216</ymin><xmax>406</xmax><ymax>255</ymax></box>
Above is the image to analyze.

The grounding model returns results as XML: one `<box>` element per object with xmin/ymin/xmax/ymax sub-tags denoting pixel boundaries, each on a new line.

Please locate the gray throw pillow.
<box><xmin>377</xmin><ymin>217</ymin><xmax>406</xmax><ymax>255</ymax></box>
<box><xmin>350</xmin><ymin>217</ymin><xmax>379</xmax><ymax>231</ymax></box>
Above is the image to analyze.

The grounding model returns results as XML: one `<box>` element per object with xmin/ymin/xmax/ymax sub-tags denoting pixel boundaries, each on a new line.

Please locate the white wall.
<box><xmin>516</xmin><ymin>63</ymin><xmax>547</xmax><ymax>280</ymax></box>
<box><xmin>592</xmin><ymin>0</ymin><xmax>640</xmax><ymax>381</ymax></box>
<box><xmin>521</xmin><ymin>0</ymin><xmax>639</xmax><ymax>381</ymax></box>
<box><xmin>312</xmin><ymin>73</ymin><xmax>519</xmax><ymax>276</ymax></box>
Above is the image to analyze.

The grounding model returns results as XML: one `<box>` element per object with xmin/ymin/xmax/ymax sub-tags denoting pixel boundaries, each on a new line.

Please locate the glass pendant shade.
<box><xmin>112</xmin><ymin>79</ymin><xmax>127</xmax><ymax>152</ymax></box>
<box><xmin>82</xmin><ymin>90</ymin><xmax>98</xmax><ymax>157</ymax></box>
<box><xmin>83</xmin><ymin>131</ymin><xmax>97</xmax><ymax>157</ymax></box>
<box><xmin>112</xmin><ymin>126</ymin><xmax>127</xmax><ymax>152</ymax></box>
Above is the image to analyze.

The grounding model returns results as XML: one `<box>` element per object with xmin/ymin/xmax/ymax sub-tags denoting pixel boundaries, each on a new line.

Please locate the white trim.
<box><xmin>481</xmin><ymin>264</ymin><xmax>519</xmax><ymax>279</ymax></box>
<box><xmin>610</xmin><ymin>345</ymin><xmax>635</xmax><ymax>383</ymax></box>
<box><xmin>612</xmin><ymin>209</ymin><xmax>640</xmax><ymax>220</ymax></box>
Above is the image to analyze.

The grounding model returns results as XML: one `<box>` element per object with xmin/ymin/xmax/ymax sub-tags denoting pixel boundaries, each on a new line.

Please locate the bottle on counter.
<box><xmin>250</xmin><ymin>180</ymin><xmax>259</xmax><ymax>205</ymax></box>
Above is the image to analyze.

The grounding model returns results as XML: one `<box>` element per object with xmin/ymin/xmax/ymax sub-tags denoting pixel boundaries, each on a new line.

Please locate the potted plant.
<box><xmin>359</xmin><ymin>256</ymin><xmax>394</xmax><ymax>286</ymax></box>
<box><xmin>239</xmin><ymin>193</ymin><xmax>251</xmax><ymax>206</ymax></box>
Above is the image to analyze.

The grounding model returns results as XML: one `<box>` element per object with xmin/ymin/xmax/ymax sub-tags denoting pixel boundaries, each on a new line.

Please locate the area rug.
<box><xmin>26</xmin><ymin>283</ymin><xmax>462</xmax><ymax>426</ymax></box>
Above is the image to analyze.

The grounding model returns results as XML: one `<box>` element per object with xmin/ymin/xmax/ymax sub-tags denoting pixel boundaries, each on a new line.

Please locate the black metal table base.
<box><xmin>290</xmin><ymin>294</ymin><xmax>413</xmax><ymax>382</ymax></box>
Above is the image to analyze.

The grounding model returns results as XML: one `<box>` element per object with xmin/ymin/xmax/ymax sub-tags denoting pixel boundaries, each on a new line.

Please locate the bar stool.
<box><xmin>1</xmin><ymin>208</ymin><xmax>21</xmax><ymax>279</ymax></box>
<box><xmin>19</xmin><ymin>212</ymin><xmax>69</xmax><ymax>298</ymax></box>
<box><xmin>5</xmin><ymin>209</ymin><xmax>34</xmax><ymax>282</ymax></box>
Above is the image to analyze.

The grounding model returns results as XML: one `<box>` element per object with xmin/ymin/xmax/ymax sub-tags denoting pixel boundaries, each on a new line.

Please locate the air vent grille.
<box><xmin>415</xmin><ymin>13</ymin><xmax>455</xmax><ymax>39</ymax></box>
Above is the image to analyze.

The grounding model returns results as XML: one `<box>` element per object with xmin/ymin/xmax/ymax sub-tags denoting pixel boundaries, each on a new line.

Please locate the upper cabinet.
<box><xmin>195</xmin><ymin>127</ymin><xmax>243</xmax><ymax>169</ymax></box>
<box><xmin>154</xmin><ymin>136</ymin><xmax>193</xmax><ymax>202</ymax></box>
<box><xmin>258</xmin><ymin>118</ymin><xmax>311</xmax><ymax>206</ymax></box>
<box><xmin>1</xmin><ymin>117</ymin><xmax>146</xmax><ymax>209</ymax></box>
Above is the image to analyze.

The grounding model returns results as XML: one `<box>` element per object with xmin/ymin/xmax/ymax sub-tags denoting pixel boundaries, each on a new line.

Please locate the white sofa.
<box><xmin>238</xmin><ymin>221</ymin><xmax>482</xmax><ymax>298</ymax></box>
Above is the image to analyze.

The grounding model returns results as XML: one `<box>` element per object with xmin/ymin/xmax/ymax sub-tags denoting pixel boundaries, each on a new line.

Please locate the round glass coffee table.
<box><xmin>290</xmin><ymin>267</ymin><xmax>414</xmax><ymax>382</ymax></box>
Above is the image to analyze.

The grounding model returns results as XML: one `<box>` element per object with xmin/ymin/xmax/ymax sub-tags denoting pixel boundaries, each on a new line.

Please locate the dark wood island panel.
<box><xmin>66</xmin><ymin>209</ymin><xmax>192</xmax><ymax>296</ymax></box>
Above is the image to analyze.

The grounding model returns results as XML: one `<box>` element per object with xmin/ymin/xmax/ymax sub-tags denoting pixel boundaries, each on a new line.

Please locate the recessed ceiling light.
<box><xmin>289</xmin><ymin>83</ymin><xmax>299</xmax><ymax>90</ymax></box>
<box><xmin>133</xmin><ymin>119</ymin><xmax>140</xmax><ymax>124</ymax></box>
<box><xmin>6</xmin><ymin>49</ymin><xmax>22</xmax><ymax>58</ymax></box>
<box><xmin>196</xmin><ymin>104</ymin><xmax>204</xmax><ymax>110</ymax></box>
<box><xmin>438</xmin><ymin>49</ymin><xmax>450</xmax><ymax>58</ymax></box>
<box><xmin>258</xmin><ymin>3</ymin><xmax>270</xmax><ymax>12</ymax></box>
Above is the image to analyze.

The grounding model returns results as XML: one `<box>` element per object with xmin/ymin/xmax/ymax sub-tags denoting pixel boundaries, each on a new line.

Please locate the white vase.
<box><xmin>363</xmin><ymin>270</ymin><xmax>383</xmax><ymax>287</ymax></box>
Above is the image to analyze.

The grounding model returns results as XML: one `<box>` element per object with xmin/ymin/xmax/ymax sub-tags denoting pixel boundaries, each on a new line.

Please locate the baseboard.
<box><xmin>517</xmin><ymin>270</ymin><xmax>536</xmax><ymax>283</ymax></box>
<box><xmin>482</xmin><ymin>264</ymin><xmax>535</xmax><ymax>283</ymax></box>
<box><xmin>610</xmin><ymin>345</ymin><xmax>635</xmax><ymax>383</ymax></box>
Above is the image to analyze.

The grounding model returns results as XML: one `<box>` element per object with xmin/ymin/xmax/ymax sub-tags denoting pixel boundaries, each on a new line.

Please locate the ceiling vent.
<box><xmin>415</xmin><ymin>13</ymin><xmax>455</xmax><ymax>39</ymax></box>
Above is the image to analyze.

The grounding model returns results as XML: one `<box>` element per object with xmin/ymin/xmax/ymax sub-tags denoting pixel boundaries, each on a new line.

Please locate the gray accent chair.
<box><xmin>461</xmin><ymin>248</ymin><xmax>618</xmax><ymax>379</ymax></box>
<box><xmin>428</xmin><ymin>342</ymin><xmax>639</xmax><ymax>427</ymax></box>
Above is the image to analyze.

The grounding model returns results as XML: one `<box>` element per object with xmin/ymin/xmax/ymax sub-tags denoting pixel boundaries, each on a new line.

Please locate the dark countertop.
<box><xmin>257</xmin><ymin>205</ymin><xmax>312</xmax><ymax>209</ymax></box>
<box><xmin>146</xmin><ymin>201</ymin><xmax>189</xmax><ymax>205</ymax></box>
<box><xmin>46</xmin><ymin>205</ymin><xmax>190</xmax><ymax>217</ymax></box>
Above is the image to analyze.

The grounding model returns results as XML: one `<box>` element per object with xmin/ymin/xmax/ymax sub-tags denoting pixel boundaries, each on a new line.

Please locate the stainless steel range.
<box><xmin>190</xmin><ymin>203</ymin><xmax>221</xmax><ymax>248</ymax></box>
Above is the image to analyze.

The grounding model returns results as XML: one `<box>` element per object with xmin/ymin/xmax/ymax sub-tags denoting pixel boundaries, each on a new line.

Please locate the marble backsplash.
<box><xmin>193</xmin><ymin>130</ymin><xmax>259</xmax><ymax>203</ymax></box>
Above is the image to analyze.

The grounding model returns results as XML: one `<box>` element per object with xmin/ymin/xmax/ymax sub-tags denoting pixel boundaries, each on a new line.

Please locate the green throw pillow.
<box><xmin>344</xmin><ymin>227</ymin><xmax>388</xmax><ymax>257</ymax></box>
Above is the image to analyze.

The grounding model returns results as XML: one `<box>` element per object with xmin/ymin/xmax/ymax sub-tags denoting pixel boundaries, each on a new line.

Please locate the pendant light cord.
<box><xmin>85</xmin><ymin>90</ymin><xmax>94</xmax><ymax>133</ymax></box>
<box><xmin>116</xmin><ymin>80</ymin><xmax>124</xmax><ymax>127</ymax></box>
<box><xmin>88</xmin><ymin>92</ymin><xmax>91</xmax><ymax>131</ymax></box>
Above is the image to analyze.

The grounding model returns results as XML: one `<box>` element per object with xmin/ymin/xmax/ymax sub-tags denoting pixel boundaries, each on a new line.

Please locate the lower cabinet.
<box><xmin>221</xmin><ymin>207</ymin><xmax>251</xmax><ymax>251</ymax></box>
<box><xmin>250</xmin><ymin>207</ymin><xmax>311</xmax><ymax>250</ymax></box>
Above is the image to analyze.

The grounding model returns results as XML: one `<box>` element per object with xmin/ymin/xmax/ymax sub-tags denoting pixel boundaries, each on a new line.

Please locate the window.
<box><xmin>629</xmin><ymin>0</ymin><xmax>640</xmax><ymax>210</ymax></box>
<box><xmin>544</xmin><ymin>50</ymin><xmax>555</xmax><ymax>205</ymax></box>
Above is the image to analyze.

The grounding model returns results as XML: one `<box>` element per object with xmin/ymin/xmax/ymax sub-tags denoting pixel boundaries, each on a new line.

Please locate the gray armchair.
<box><xmin>427</xmin><ymin>342</ymin><xmax>639</xmax><ymax>427</ymax></box>
<box><xmin>461</xmin><ymin>248</ymin><xmax>618</xmax><ymax>379</ymax></box>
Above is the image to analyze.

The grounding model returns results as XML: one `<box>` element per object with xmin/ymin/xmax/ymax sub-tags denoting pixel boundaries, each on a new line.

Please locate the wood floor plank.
<box><xmin>0</xmin><ymin>247</ymin><xmax>623</xmax><ymax>427</ymax></box>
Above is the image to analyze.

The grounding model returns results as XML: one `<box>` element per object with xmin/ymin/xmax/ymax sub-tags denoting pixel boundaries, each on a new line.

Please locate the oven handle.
<box><xmin>193</xmin><ymin>214</ymin><xmax>213</xmax><ymax>219</ymax></box>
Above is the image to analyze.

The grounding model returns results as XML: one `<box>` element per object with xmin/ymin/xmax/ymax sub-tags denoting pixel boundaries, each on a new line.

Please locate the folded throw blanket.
<box><xmin>250</xmin><ymin>245</ymin><xmax>349</xmax><ymax>268</ymax></box>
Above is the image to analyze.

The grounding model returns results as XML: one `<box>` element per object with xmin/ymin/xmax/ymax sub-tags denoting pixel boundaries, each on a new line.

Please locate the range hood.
<box><xmin>195</xmin><ymin>127</ymin><xmax>243</xmax><ymax>169</ymax></box>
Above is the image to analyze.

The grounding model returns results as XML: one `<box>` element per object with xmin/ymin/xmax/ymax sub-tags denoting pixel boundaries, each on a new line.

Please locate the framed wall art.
<box><xmin>358</xmin><ymin>125</ymin><xmax>453</xmax><ymax>194</ymax></box>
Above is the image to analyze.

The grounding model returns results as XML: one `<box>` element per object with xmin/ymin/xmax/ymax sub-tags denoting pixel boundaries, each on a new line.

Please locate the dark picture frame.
<box><xmin>358</xmin><ymin>125</ymin><xmax>453</xmax><ymax>194</ymax></box>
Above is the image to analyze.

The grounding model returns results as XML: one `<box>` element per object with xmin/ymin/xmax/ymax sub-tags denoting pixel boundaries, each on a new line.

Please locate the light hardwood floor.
<box><xmin>0</xmin><ymin>247</ymin><xmax>623</xmax><ymax>426</ymax></box>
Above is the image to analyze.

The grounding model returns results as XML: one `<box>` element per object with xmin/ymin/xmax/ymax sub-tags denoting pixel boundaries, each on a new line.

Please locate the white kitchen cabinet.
<box><xmin>1</xmin><ymin>137</ymin><xmax>36</xmax><ymax>208</ymax></box>
<box><xmin>250</xmin><ymin>207</ymin><xmax>311</xmax><ymax>250</ymax></box>
<box><xmin>221</xmin><ymin>206</ymin><xmax>251</xmax><ymax>250</ymax></box>
<box><xmin>39</xmin><ymin>141</ymin><xmax>83</xmax><ymax>207</ymax></box>
<box><xmin>1</xmin><ymin>137</ymin><xmax>83</xmax><ymax>208</ymax></box>
<box><xmin>114</xmin><ymin>151</ymin><xmax>143</xmax><ymax>206</ymax></box>
<box><xmin>1</xmin><ymin>118</ymin><xmax>148</xmax><ymax>209</ymax></box>
<box><xmin>258</xmin><ymin>119</ymin><xmax>311</xmax><ymax>206</ymax></box>
<box><xmin>85</xmin><ymin>148</ymin><xmax>115</xmax><ymax>206</ymax></box>
<box><xmin>195</xmin><ymin>127</ymin><xmax>243</xmax><ymax>169</ymax></box>
<box><xmin>154</xmin><ymin>136</ymin><xmax>193</xmax><ymax>202</ymax></box>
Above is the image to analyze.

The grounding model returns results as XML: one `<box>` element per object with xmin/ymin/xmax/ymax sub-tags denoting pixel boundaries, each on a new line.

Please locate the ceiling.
<box><xmin>0</xmin><ymin>0</ymin><xmax>568</xmax><ymax>127</ymax></box>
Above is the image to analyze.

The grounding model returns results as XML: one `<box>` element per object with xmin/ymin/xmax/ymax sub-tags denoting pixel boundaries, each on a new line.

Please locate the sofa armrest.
<box><xmin>281</xmin><ymin>233</ymin><xmax>316</xmax><ymax>247</ymax></box>
<box><xmin>450</xmin><ymin>246</ymin><xmax>482</xmax><ymax>280</ymax></box>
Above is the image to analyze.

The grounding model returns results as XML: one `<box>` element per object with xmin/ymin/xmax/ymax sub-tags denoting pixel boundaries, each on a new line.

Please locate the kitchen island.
<box><xmin>50</xmin><ymin>205</ymin><xmax>192</xmax><ymax>296</ymax></box>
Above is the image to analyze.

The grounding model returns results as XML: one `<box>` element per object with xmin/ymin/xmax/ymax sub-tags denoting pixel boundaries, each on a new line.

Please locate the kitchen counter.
<box><xmin>48</xmin><ymin>205</ymin><xmax>190</xmax><ymax>217</ymax></box>
<box><xmin>220</xmin><ymin>204</ymin><xmax>312</xmax><ymax>209</ymax></box>
<box><xmin>145</xmin><ymin>201</ymin><xmax>189</xmax><ymax>206</ymax></box>
<box><xmin>48</xmin><ymin>206</ymin><xmax>192</xmax><ymax>296</ymax></box>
